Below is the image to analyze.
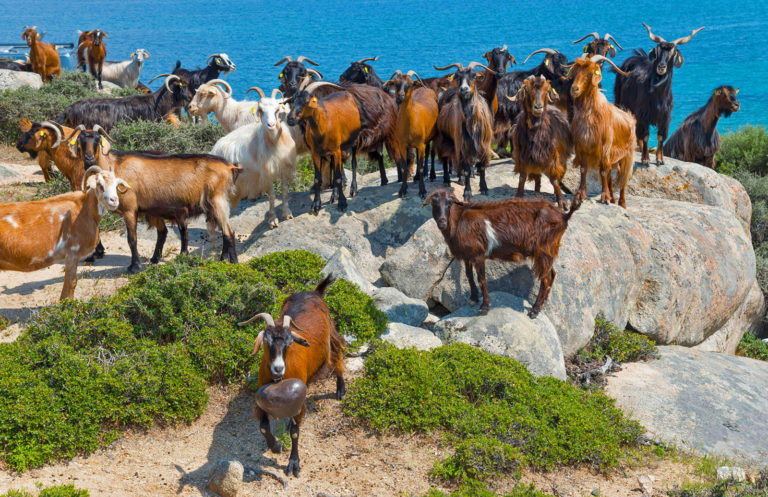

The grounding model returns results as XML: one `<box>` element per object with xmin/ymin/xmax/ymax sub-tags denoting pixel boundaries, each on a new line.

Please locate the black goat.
<box><xmin>0</xmin><ymin>59</ymin><xmax>32</xmax><ymax>71</ymax></box>
<box><xmin>613</xmin><ymin>23</ymin><xmax>704</xmax><ymax>166</ymax></box>
<box><xmin>339</xmin><ymin>56</ymin><xmax>384</xmax><ymax>87</ymax></box>
<box><xmin>58</xmin><ymin>74</ymin><xmax>190</xmax><ymax>131</ymax></box>
<box><xmin>172</xmin><ymin>54</ymin><xmax>235</xmax><ymax>96</ymax></box>
<box><xmin>275</xmin><ymin>55</ymin><xmax>322</xmax><ymax>98</ymax></box>
<box><xmin>664</xmin><ymin>86</ymin><xmax>740</xmax><ymax>168</ymax></box>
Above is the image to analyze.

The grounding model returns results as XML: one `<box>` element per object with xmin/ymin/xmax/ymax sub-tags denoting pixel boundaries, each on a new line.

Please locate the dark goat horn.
<box><xmin>274</xmin><ymin>56</ymin><xmax>293</xmax><ymax>66</ymax></box>
<box><xmin>296</xmin><ymin>56</ymin><xmax>319</xmax><ymax>66</ymax></box>
<box><xmin>523</xmin><ymin>48</ymin><xmax>559</xmax><ymax>65</ymax></box>
<box><xmin>642</xmin><ymin>23</ymin><xmax>666</xmax><ymax>44</ymax></box>
<box><xmin>355</xmin><ymin>56</ymin><xmax>379</xmax><ymax>64</ymax></box>
<box><xmin>434</xmin><ymin>63</ymin><xmax>464</xmax><ymax>71</ymax></box>
<box><xmin>39</xmin><ymin>121</ymin><xmax>63</xmax><ymax>148</ymax></box>
<box><xmin>590</xmin><ymin>55</ymin><xmax>629</xmax><ymax>76</ymax></box>
<box><xmin>604</xmin><ymin>34</ymin><xmax>623</xmax><ymax>50</ymax></box>
<box><xmin>572</xmin><ymin>32</ymin><xmax>599</xmax><ymax>44</ymax></box>
<box><xmin>670</xmin><ymin>26</ymin><xmax>705</xmax><ymax>46</ymax></box>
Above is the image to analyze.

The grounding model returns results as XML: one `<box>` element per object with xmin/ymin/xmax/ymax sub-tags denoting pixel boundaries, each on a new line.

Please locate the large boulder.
<box><xmin>433</xmin><ymin>292</ymin><xmax>566</xmax><ymax>379</ymax></box>
<box><xmin>0</xmin><ymin>69</ymin><xmax>42</xmax><ymax>90</ymax></box>
<box><xmin>382</xmin><ymin>322</ymin><xmax>443</xmax><ymax>350</ymax></box>
<box><xmin>322</xmin><ymin>247</ymin><xmax>373</xmax><ymax>293</ymax></box>
<box><xmin>606</xmin><ymin>346</ymin><xmax>768</xmax><ymax>463</ymax></box>
<box><xmin>372</xmin><ymin>286</ymin><xmax>429</xmax><ymax>326</ymax></box>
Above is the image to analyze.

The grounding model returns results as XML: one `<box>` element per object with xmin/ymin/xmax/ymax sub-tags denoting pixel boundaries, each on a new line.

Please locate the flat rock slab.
<box><xmin>606</xmin><ymin>346</ymin><xmax>768</xmax><ymax>464</ymax></box>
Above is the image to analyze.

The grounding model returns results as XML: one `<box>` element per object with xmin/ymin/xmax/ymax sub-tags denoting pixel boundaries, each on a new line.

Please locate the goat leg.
<box><xmin>311</xmin><ymin>164</ymin><xmax>323</xmax><ymax>214</ymax></box>
<box><xmin>426</xmin><ymin>141</ymin><xmax>436</xmax><ymax>182</ymax></box>
<box><xmin>443</xmin><ymin>159</ymin><xmax>451</xmax><ymax>185</ymax></box>
<box><xmin>378</xmin><ymin>149</ymin><xmax>388</xmax><ymax>186</ymax></box>
<box><xmin>60</xmin><ymin>256</ymin><xmax>79</xmax><ymax>301</ymax></box>
<box><xmin>349</xmin><ymin>148</ymin><xmax>358</xmax><ymax>198</ymax></box>
<box><xmin>606</xmin><ymin>169</ymin><xmax>616</xmax><ymax>204</ymax></box>
<box><xmin>280</xmin><ymin>173</ymin><xmax>293</xmax><ymax>220</ymax></box>
<box><xmin>577</xmin><ymin>162</ymin><xmax>588</xmax><ymax>202</ymax></box>
<box><xmin>534</xmin><ymin>175</ymin><xmax>541</xmax><ymax>193</ymax></box>
<box><xmin>465</xmin><ymin>260</ymin><xmax>480</xmax><ymax>307</ymax></box>
<box><xmin>478</xmin><ymin>162</ymin><xmax>489</xmax><ymax>195</ymax></box>
<box><xmin>287</xmin><ymin>418</ymin><xmax>301</xmax><ymax>477</ymax></box>
<box><xmin>550</xmin><ymin>175</ymin><xmax>568</xmax><ymax>210</ymax></box>
<box><xmin>267</xmin><ymin>182</ymin><xmax>279</xmax><ymax>228</ymax></box>
<box><xmin>417</xmin><ymin>146</ymin><xmax>427</xmax><ymax>199</ymax></box>
<box><xmin>656</xmin><ymin>132</ymin><xmax>666</xmax><ymax>165</ymax></box>
<box><xmin>475</xmin><ymin>259</ymin><xmax>491</xmax><ymax>314</ymax></box>
<box><xmin>256</xmin><ymin>407</ymin><xmax>281</xmax><ymax>454</ymax></box>
<box><xmin>150</xmin><ymin>221</ymin><xmax>168</xmax><ymax>264</ymax></box>
<box><xmin>85</xmin><ymin>238</ymin><xmax>106</xmax><ymax>263</ymax></box>
<box><xmin>334</xmin><ymin>153</ymin><xmax>347</xmax><ymax>211</ymax></box>
<box><xmin>397</xmin><ymin>157</ymin><xmax>408</xmax><ymax>198</ymax></box>
<box><xmin>462</xmin><ymin>165</ymin><xmax>472</xmax><ymax>201</ymax></box>
<box><xmin>529</xmin><ymin>267</ymin><xmax>555</xmax><ymax>319</ymax></box>
<box><xmin>599</xmin><ymin>168</ymin><xmax>611</xmax><ymax>204</ymax></box>
<box><xmin>124</xmin><ymin>212</ymin><xmax>143</xmax><ymax>274</ymax></box>
<box><xmin>517</xmin><ymin>172</ymin><xmax>527</xmax><ymax>197</ymax></box>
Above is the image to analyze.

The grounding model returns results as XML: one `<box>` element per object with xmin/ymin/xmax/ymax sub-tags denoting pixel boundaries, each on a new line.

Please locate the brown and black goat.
<box><xmin>481</xmin><ymin>45</ymin><xmax>515</xmax><ymax>115</ymax></box>
<box><xmin>664</xmin><ymin>86</ymin><xmax>740</xmax><ymax>168</ymax></box>
<box><xmin>572</xmin><ymin>32</ymin><xmax>623</xmax><ymax>58</ymax></box>
<box><xmin>507</xmin><ymin>75</ymin><xmax>572</xmax><ymax>209</ymax></box>
<box><xmin>15</xmin><ymin>119</ymin><xmax>75</xmax><ymax>184</ymax></box>
<box><xmin>22</xmin><ymin>26</ymin><xmax>60</xmax><ymax>82</ymax></box>
<box><xmin>275</xmin><ymin>55</ymin><xmax>322</xmax><ymax>98</ymax></box>
<box><xmin>433</xmin><ymin>61</ymin><xmax>495</xmax><ymax>201</ymax></box>
<box><xmin>424</xmin><ymin>189</ymin><xmax>581</xmax><ymax>317</ymax></box>
<box><xmin>238</xmin><ymin>275</ymin><xmax>345</xmax><ymax>477</ymax></box>
<box><xmin>79</xmin><ymin>29</ymin><xmax>108</xmax><ymax>89</ymax></box>
<box><xmin>568</xmin><ymin>55</ymin><xmax>636</xmax><ymax>208</ymax></box>
<box><xmin>75</xmin><ymin>30</ymin><xmax>92</xmax><ymax>71</ymax></box>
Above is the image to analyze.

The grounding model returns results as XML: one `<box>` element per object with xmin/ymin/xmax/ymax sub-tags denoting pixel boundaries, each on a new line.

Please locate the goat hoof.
<box><xmin>468</xmin><ymin>298</ymin><xmax>479</xmax><ymax>307</ymax></box>
<box><xmin>150</xmin><ymin>257</ymin><xmax>160</xmax><ymax>265</ymax></box>
<box><xmin>527</xmin><ymin>309</ymin><xmax>540</xmax><ymax>319</ymax></box>
<box><xmin>126</xmin><ymin>264</ymin><xmax>143</xmax><ymax>275</ymax></box>
<box><xmin>269</xmin><ymin>219</ymin><xmax>279</xmax><ymax>229</ymax></box>
<box><xmin>84</xmin><ymin>255</ymin><xmax>96</xmax><ymax>264</ymax></box>
<box><xmin>478</xmin><ymin>306</ymin><xmax>489</xmax><ymax>315</ymax></box>
<box><xmin>287</xmin><ymin>457</ymin><xmax>300</xmax><ymax>477</ymax></box>
<box><xmin>380</xmin><ymin>178</ymin><xmax>388</xmax><ymax>186</ymax></box>
<box><xmin>271</xmin><ymin>440</ymin><xmax>282</xmax><ymax>454</ymax></box>
<box><xmin>335</xmin><ymin>388</ymin><xmax>346</xmax><ymax>400</ymax></box>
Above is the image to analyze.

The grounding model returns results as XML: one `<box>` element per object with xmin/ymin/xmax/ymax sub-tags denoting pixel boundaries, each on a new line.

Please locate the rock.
<box><xmin>382</xmin><ymin>322</ymin><xmax>442</xmax><ymax>350</ymax></box>
<box><xmin>423</xmin><ymin>313</ymin><xmax>440</xmax><ymax>325</ymax></box>
<box><xmin>637</xmin><ymin>475</ymin><xmax>655</xmax><ymax>496</ymax></box>
<box><xmin>322</xmin><ymin>247</ymin><xmax>373</xmax><ymax>293</ymax></box>
<box><xmin>717</xmin><ymin>466</ymin><xmax>746</xmax><ymax>482</ymax></box>
<box><xmin>97</xmin><ymin>80</ymin><xmax>122</xmax><ymax>93</ymax></box>
<box><xmin>433</xmin><ymin>292</ymin><xmax>566</xmax><ymax>379</ymax></box>
<box><xmin>207</xmin><ymin>459</ymin><xmax>243</xmax><ymax>497</ymax></box>
<box><xmin>345</xmin><ymin>356</ymin><xmax>365</xmax><ymax>373</ymax></box>
<box><xmin>606</xmin><ymin>346</ymin><xmax>768</xmax><ymax>463</ymax></box>
<box><xmin>372</xmin><ymin>286</ymin><xmax>429</xmax><ymax>326</ymax></box>
<box><xmin>0</xmin><ymin>69</ymin><xmax>43</xmax><ymax>90</ymax></box>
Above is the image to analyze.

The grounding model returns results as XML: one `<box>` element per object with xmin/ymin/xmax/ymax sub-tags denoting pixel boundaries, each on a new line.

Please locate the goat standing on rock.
<box><xmin>424</xmin><ymin>189</ymin><xmax>581</xmax><ymax>318</ymax></box>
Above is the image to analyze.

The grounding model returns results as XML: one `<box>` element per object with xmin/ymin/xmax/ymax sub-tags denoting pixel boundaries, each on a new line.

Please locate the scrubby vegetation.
<box><xmin>736</xmin><ymin>332</ymin><xmax>768</xmax><ymax>361</ymax></box>
<box><xmin>0</xmin><ymin>251</ymin><xmax>384</xmax><ymax>472</ymax></box>
<box><xmin>110</xmin><ymin>119</ymin><xmax>225</xmax><ymax>155</ymax></box>
<box><xmin>344</xmin><ymin>343</ymin><xmax>644</xmax><ymax>485</ymax></box>
<box><xmin>580</xmin><ymin>312</ymin><xmax>658</xmax><ymax>363</ymax></box>
<box><xmin>667</xmin><ymin>469</ymin><xmax>768</xmax><ymax>497</ymax></box>
<box><xmin>424</xmin><ymin>483</ymin><xmax>554</xmax><ymax>497</ymax></box>
<box><xmin>1</xmin><ymin>485</ymin><xmax>89</xmax><ymax>497</ymax></box>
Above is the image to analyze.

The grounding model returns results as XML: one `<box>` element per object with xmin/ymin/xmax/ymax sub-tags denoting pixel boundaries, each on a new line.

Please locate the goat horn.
<box><xmin>523</xmin><ymin>48</ymin><xmax>559</xmax><ymax>65</ymax></box>
<box><xmin>387</xmin><ymin>70</ymin><xmax>403</xmax><ymax>81</ymax></box>
<box><xmin>246</xmin><ymin>86</ymin><xmax>266</xmax><ymax>99</ymax></box>
<box><xmin>502</xmin><ymin>44</ymin><xmax>508</xmax><ymax>51</ymax></box>
<box><xmin>467</xmin><ymin>61</ymin><xmax>495</xmax><ymax>73</ymax></box>
<box><xmin>65</xmin><ymin>124</ymin><xmax>86</xmax><ymax>143</ymax></box>
<box><xmin>305</xmin><ymin>81</ymin><xmax>344</xmax><ymax>94</ymax></box>
<box><xmin>274</xmin><ymin>56</ymin><xmax>293</xmax><ymax>66</ymax></box>
<box><xmin>238</xmin><ymin>312</ymin><xmax>275</xmax><ymax>328</ymax></box>
<box><xmin>296</xmin><ymin>56</ymin><xmax>319</xmax><ymax>66</ymax></box>
<box><xmin>642</xmin><ymin>23</ymin><xmax>667</xmax><ymax>44</ymax></box>
<box><xmin>603</xmin><ymin>33</ymin><xmax>623</xmax><ymax>50</ymax></box>
<box><xmin>146</xmin><ymin>73</ymin><xmax>172</xmax><ymax>84</ymax></box>
<box><xmin>572</xmin><ymin>32</ymin><xmax>599</xmax><ymax>44</ymax></box>
<box><xmin>306</xmin><ymin>68</ymin><xmax>323</xmax><ymax>80</ymax></box>
<box><xmin>207</xmin><ymin>78</ymin><xmax>232</xmax><ymax>97</ymax></box>
<box><xmin>505</xmin><ymin>94</ymin><xmax>518</xmax><ymax>103</ymax></box>
<box><xmin>93</xmin><ymin>124</ymin><xmax>114</xmax><ymax>143</ymax></box>
<box><xmin>164</xmin><ymin>74</ymin><xmax>181</xmax><ymax>93</ymax></box>
<box><xmin>434</xmin><ymin>63</ymin><xmax>464</xmax><ymax>72</ymax></box>
<box><xmin>271</xmin><ymin>88</ymin><xmax>283</xmax><ymax>99</ymax></box>
<box><xmin>355</xmin><ymin>56</ymin><xmax>379</xmax><ymax>64</ymax></box>
<box><xmin>670</xmin><ymin>26</ymin><xmax>705</xmax><ymax>46</ymax></box>
<box><xmin>406</xmin><ymin>70</ymin><xmax>425</xmax><ymax>87</ymax></box>
<box><xmin>282</xmin><ymin>315</ymin><xmax>306</xmax><ymax>333</ymax></box>
<box><xmin>206</xmin><ymin>54</ymin><xmax>220</xmax><ymax>63</ymax></box>
<box><xmin>590</xmin><ymin>55</ymin><xmax>629</xmax><ymax>76</ymax></box>
<box><xmin>39</xmin><ymin>121</ymin><xmax>63</xmax><ymax>148</ymax></box>
<box><xmin>82</xmin><ymin>165</ymin><xmax>104</xmax><ymax>191</ymax></box>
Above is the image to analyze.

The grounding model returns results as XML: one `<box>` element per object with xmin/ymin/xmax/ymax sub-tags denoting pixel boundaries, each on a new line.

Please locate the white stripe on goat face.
<box><xmin>270</xmin><ymin>349</ymin><xmax>286</xmax><ymax>378</ymax></box>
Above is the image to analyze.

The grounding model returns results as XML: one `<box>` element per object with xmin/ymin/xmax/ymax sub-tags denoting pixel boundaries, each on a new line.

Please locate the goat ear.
<box><xmin>673</xmin><ymin>50</ymin><xmax>684</xmax><ymax>68</ymax></box>
<box><xmin>608</xmin><ymin>45</ymin><xmax>617</xmax><ymax>58</ymax></box>
<box><xmin>252</xmin><ymin>331</ymin><xmax>264</xmax><ymax>355</ymax></box>
<box><xmin>591</xmin><ymin>67</ymin><xmax>602</xmax><ymax>86</ymax></box>
<box><xmin>19</xmin><ymin>118</ymin><xmax>32</xmax><ymax>132</ymax></box>
<box><xmin>483</xmin><ymin>51</ymin><xmax>491</xmax><ymax>62</ymax></box>
<box><xmin>292</xmin><ymin>333</ymin><xmax>310</xmax><ymax>347</ymax></box>
<box><xmin>734</xmin><ymin>88</ymin><xmax>739</xmax><ymax>95</ymax></box>
<box><xmin>548</xmin><ymin>87</ymin><xmax>559</xmax><ymax>103</ymax></box>
<box><xmin>450</xmin><ymin>194</ymin><xmax>465</xmax><ymax>206</ymax></box>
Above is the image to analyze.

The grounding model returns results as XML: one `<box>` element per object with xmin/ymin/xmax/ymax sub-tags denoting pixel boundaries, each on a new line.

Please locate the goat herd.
<box><xmin>1</xmin><ymin>23</ymin><xmax>743</xmax><ymax>319</ymax></box>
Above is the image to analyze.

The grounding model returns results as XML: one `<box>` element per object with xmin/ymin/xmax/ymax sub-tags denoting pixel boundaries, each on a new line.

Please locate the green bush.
<box><xmin>668</xmin><ymin>469</ymin><xmax>768</xmax><ymax>497</ymax></box>
<box><xmin>424</xmin><ymin>482</ymin><xmax>554</xmax><ymax>497</ymax></box>
<box><xmin>325</xmin><ymin>279</ymin><xmax>388</xmax><ymax>351</ymax></box>
<box><xmin>736</xmin><ymin>332</ymin><xmax>768</xmax><ymax>361</ymax></box>
<box><xmin>110</xmin><ymin>119</ymin><xmax>225</xmax><ymax>154</ymax></box>
<box><xmin>1</xmin><ymin>485</ymin><xmax>89</xmax><ymax>497</ymax></box>
<box><xmin>716</xmin><ymin>126</ymin><xmax>768</xmax><ymax>176</ymax></box>
<box><xmin>248</xmin><ymin>250</ymin><xmax>325</xmax><ymax>294</ymax></box>
<box><xmin>345</xmin><ymin>344</ymin><xmax>644</xmax><ymax>483</ymax></box>
<box><xmin>579</xmin><ymin>313</ymin><xmax>658</xmax><ymax>363</ymax></box>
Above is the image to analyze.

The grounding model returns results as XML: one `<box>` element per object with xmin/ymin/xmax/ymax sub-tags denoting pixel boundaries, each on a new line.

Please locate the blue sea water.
<box><xmin>3</xmin><ymin>0</ymin><xmax>767</xmax><ymax>141</ymax></box>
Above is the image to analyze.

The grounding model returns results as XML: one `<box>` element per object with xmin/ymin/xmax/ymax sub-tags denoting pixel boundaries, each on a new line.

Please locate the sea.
<box><xmin>3</xmin><ymin>0</ymin><xmax>767</xmax><ymax>143</ymax></box>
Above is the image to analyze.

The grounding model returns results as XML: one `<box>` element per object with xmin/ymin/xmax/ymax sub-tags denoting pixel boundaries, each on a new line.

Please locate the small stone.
<box><xmin>345</xmin><ymin>356</ymin><xmax>365</xmax><ymax>373</ymax></box>
<box><xmin>208</xmin><ymin>459</ymin><xmax>244</xmax><ymax>497</ymax></box>
<box><xmin>637</xmin><ymin>474</ymin><xmax>655</xmax><ymax>496</ymax></box>
<box><xmin>716</xmin><ymin>466</ymin><xmax>746</xmax><ymax>482</ymax></box>
<box><xmin>591</xmin><ymin>488</ymin><xmax>600</xmax><ymax>496</ymax></box>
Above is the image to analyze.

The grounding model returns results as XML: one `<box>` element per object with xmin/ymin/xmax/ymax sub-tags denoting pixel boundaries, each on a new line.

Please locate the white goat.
<box><xmin>210</xmin><ymin>88</ymin><xmax>298</xmax><ymax>228</ymax></box>
<box><xmin>101</xmin><ymin>49</ymin><xmax>150</xmax><ymax>89</ymax></box>
<box><xmin>188</xmin><ymin>79</ymin><xmax>259</xmax><ymax>132</ymax></box>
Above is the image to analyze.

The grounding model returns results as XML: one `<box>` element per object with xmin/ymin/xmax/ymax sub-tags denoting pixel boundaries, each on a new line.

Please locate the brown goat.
<box><xmin>424</xmin><ymin>189</ymin><xmax>581</xmax><ymax>317</ymax></box>
<box><xmin>80</xmin><ymin>29</ymin><xmax>108</xmax><ymax>89</ymax></box>
<box><xmin>22</xmin><ymin>26</ymin><xmax>60</xmax><ymax>82</ymax></box>
<box><xmin>572</xmin><ymin>32</ymin><xmax>623</xmax><ymax>58</ymax></box>
<box><xmin>508</xmin><ymin>75</ymin><xmax>573</xmax><ymax>209</ymax></box>
<box><xmin>568</xmin><ymin>55</ymin><xmax>636</xmax><ymax>208</ymax></box>
<box><xmin>238</xmin><ymin>275</ymin><xmax>346</xmax><ymax>477</ymax></box>
<box><xmin>76</xmin><ymin>30</ymin><xmax>92</xmax><ymax>71</ymax></box>
<box><xmin>16</xmin><ymin>120</ymin><xmax>82</xmax><ymax>188</ymax></box>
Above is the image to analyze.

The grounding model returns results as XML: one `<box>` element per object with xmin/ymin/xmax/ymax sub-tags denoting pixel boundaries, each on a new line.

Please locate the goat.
<box><xmin>73</xmin><ymin>125</ymin><xmax>240</xmax><ymax>273</ymax></box>
<box><xmin>22</xmin><ymin>26</ymin><xmax>60</xmax><ymax>82</ymax></box>
<box><xmin>507</xmin><ymin>75</ymin><xmax>572</xmax><ymax>209</ymax></box>
<box><xmin>79</xmin><ymin>29</ymin><xmax>108</xmax><ymax>88</ymax></box>
<box><xmin>494</xmin><ymin>48</ymin><xmax>569</xmax><ymax>156</ymax></box>
<box><xmin>433</xmin><ymin>61</ymin><xmax>495</xmax><ymax>201</ymax></box>
<box><xmin>59</xmin><ymin>73</ymin><xmax>190</xmax><ymax>131</ymax></box>
<box><xmin>614</xmin><ymin>23</ymin><xmax>705</xmax><ymax>166</ymax></box>
<box><xmin>424</xmin><ymin>189</ymin><xmax>581</xmax><ymax>317</ymax></box>
<box><xmin>568</xmin><ymin>55</ymin><xmax>636</xmax><ymax>208</ymax></box>
<box><xmin>275</xmin><ymin>55</ymin><xmax>322</xmax><ymax>98</ymax></box>
<box><xmin>210</xmin><ymin>88</ymin><xmax>298</xmax><ymax>228</ymax></box>
<box><xmin>481</xmin><ymin>45</ymin><xmax>515</xmax><ymax>114</ymax></box>
<box><xmin>384</xmin><ymin>70</ymin><xmax>438</xmax><ymax>198</ymax></box>
<box><xmin>0</xmin><ymin>59</ymin><xmax>32</xmax><ymax>71</ymax></box>
<box><xmin>572</xmin><ymin>32</ymin><xmax>623</xmax><ymax>57</ymax></box>
<box><xmin>339</xmin><ymin>56</ymin><xmax>384</xmax><ymax>87</ymax></box>
<box><xmin>15</xmin><ymin>119</ymin><xmax>83</xmax><ymax>188</ymax></box>
<box><xmin>75</xmin><ymin>29</ymin><xmax>92</xmax><ymax>71</ymax></box>
<box><xmin>172</xmin><ymin>54</ymin><xmax>236</xmax><ymax>96</ymax></box>
<box><xmin>0</xmin><ymin>166</ymin><xmax>128</xmax><ymax>300</ymax></box>
<box><xmin>101</xmin><ymin>49</ymin><xmax>150</xmax><ymax>89</ymax></box>
<box><xmin>664</xmin><ymin>86</ymin><xmax>740</xmax><ymax>168</ymax></box>
<box><xmin>188</xmin><ymin>79</ymin><xmax>258</xmax><ymax>132</ymax></box>
<box><xmin>238</xmin><ymin>274</ymin><xmax>346</xmax><ymax>477</ymax></box>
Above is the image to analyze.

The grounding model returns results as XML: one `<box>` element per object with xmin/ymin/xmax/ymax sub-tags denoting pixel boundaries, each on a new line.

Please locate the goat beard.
<box><xmin>651</xmin><ymin>72</ymin><xmax>670</xmax><ymax>91</ymax></box>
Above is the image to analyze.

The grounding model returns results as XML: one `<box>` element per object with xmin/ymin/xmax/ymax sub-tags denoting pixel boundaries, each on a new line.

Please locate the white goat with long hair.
<box><xmin>210</xmin><ymin>88</ymin><xmax>298</xmax><ymax>228</ymax></box>
<box><xmin>101</xmin><ymin>49</ymin><xmax>150</xmax><ymax>89</ymax></box>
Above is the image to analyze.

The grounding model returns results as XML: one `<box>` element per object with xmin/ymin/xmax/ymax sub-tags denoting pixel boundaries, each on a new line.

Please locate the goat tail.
<box><xmin>564</xmin><ymin>194</ymin><xmax>583</xmax><ymax>223</ymax></box>
<box><xmin>315</xmin><ymin>273</ymin><xmax>334</xmax><ymax>296</ymax></box>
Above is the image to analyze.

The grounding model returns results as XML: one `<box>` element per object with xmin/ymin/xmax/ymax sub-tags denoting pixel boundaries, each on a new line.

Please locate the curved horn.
<box><xmin>93</xmin><ymin>124</ymin><xmax>114</xmax><ymax>143</ymax></box>
<box><xmin>146</xmin><ymin>73</ymin><xmax>172</xmax><ymax>84</ymax></box>
<box><xmin>306</xmin><ymin>68</ymin><xmax>323</xmax><ymax>80</ymax></box>
<box><xmin>207</xmin><ymin>78</ymin><xmax>232</xmax><ymax>97</ymax></box>
<box><xmin>271</xmin><ymin>88</ymin><xmax>283</xmax><ymax>99</ymax></box>
<box><xmin>245</xmin><ymin>86</ymin><xmax>266</xmax><ymax>99</ymax></box>
<box><xmin>590</xmin><ymin>55</ymin><xmax>629</xmax><ymax>76</ymax></box>
<box><xmin>65</xmin><ymin>124</ymin><xmax>86</xmax><ymax>143</ymax></box>
<box><xmin>642</xmin><ymin>23</ymin><xmax>666</xmax><ymax>44</ymax></box>
<box><xmin>572</xmin><ymin>32</ymin><xmax>599</xmax><ymax>44</ymax></box>
<box><xmin>305</xmin><ymin>81</ymin><xmax>344</xmax><ymax>94</ymax></box>
<box><xmin>603</xmin><ymin>34</ymin><xmax>623</xmax><ymax>50</ymax></box>
<box><xmin>502</xmin><ymin>44</ymin><xmax>508</xmax><ymax>51</ymax></box>
<box><xmin>433</xmin><ymin>63</ymin><xmax>464</xmax><ymax>72</ymax></box>
<box><xmin>467</xmin><ymin>61</ymin><xmax>495</xmax><ymax>73</ymax></box>
<box><xmin>282</xmin><ymin>315</ymin><xmax>306</xmax><ymax>333</ymax></box>
<box><xmin>82</xmin><ymin>165</ymin><xmax>104</xmax><ymax>191</ymax></box>
<box><xmin>164</xmin><ymin>74</ymin><xmax>180</xmax><ymax>93</ymax></box>
<box><xmin>274</xmin><ymin>56</ymin><xmax>293</xmax><ymax>66</ymax></box>
<box><xmin>238</xmin><ymin>312</ymin><xmax>276</xmax><ymax>328</ymax></box>
<box><xmin>406</xmin><ymin>70</ymin><xmax>425</xmax><ymax>86</ymax></box>
<box><xmin>206</xmin><ymin>54</ymin><xmax>220</xmax><ymax>64</ymax></box>
<box><xmin>296</xmin><ymin>56</ymin><xmax>319</xmax><ymax>66</ymax></box>
<box><xmin>523</xmin><ymin>48</ymin><xmax>560</xmax><ymax>65</ymax></box>
<box><xmin>355</xmin><ymin>56</ymin><xmax>379</xmax><ymax>64</ymax></box>
<box><xmin>670</xmin><ymin>26</ymin><xmax>705</xmax><ymax>46</ymax></box>
<box><xmin>39</xmin><ymin>121</ymin><xmax>63</xmax><ymax>148</ymax></box>
<box><xmin>388</xmin><ymin>69</ymin><xmax>403</xmax><ymax>81</ymax></box>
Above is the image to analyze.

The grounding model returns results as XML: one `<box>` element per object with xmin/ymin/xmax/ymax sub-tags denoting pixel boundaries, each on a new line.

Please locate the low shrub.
<box><xmin>345</xmin><ymin>344</ymin><xmax>644</xmax><ymax>483</ymax></box>
<box><xmin>736</xmin><ymin>332</ymin><xmax>768</xmax><ymax>361</ymax></box>
<box><xmin>716</xmin><ymin>125</ymin><xmax>768</xmax><ymax>177</ymax></box>
<box><xmin>579</xmin><ymin>313</ymin><xmax>658</xmax><ymax>363</ymax></box>
<box><xmin>325</xmin><ymin>279</ymin><xmax>388</xmax><ymax>351</ymax></box>
<box><xmin>424</xmin><ymin>482</ymin><xmax>554</xmax><ymax>497</ymax></box>
<box><xmin>110</xmin><ymin>119</ymin><xmax>225</xmax><ymax>155</ymax></box>
<box><xmin>667</xmin><ymin>469</ymin><xmax>768</xmax><ymax>497</ymax></box>
<box><xmin>1</xmin><ymin>485</ymin><xmax>89</xmax><ymax>497</ymax></box>
<box><xmin>248</xmin><ymin>250</ymin><xmax>325</xmax><ymax>294</ymax></box>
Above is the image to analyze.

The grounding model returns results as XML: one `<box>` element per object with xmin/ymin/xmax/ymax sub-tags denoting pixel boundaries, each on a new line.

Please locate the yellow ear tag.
<box><xmin>715</xmin><ymin>90</ymin><xmax>720</xmax><ymax>95</ymax></box>
<box><xmin>40</xmin><ymin>131</ymin><xmax>46</xmax><ymax>137</ymax></box>
<box><xmin>735</xmin><ymin>89</ymin><xmax>740</xmax><ymax>95</ymax></box>
<box><xmin>279</xmin><ymin>72</ymin><xmax>283</xmax><ymax>78</ymax></box>
<box><xmin>101</xmin><ymin>138</ymin><xmax>106</xmax><ymax>147</ymax></box>
<box><xmin>595</xmin><ymin>69</ymin><xmax>601</xmax><ymax>75</ymax></box>
<box><xmin>552</xmin><ymin>89</ymin><xmax>559</xmax><ymax>96</ymax></box>
<box><xmin>448</xmin><ymin>75</ymin><xmax>454</xmax><ymax>81</ymax></box>
<box><xmin>251</xmin><ymin>106</ymin><xmax>255</xmax><ymax>114</ymax></box>
<box><xmin>70</xmin><ymin>139</ymin><xmax>76</xmax><ymax>146</ymax></box>
<box><xmin>583</xmin><ymin>46</ymin><xmax>588</xmax><ymax>53</ymax></box>
<box><xmin>677</xmin><ymin>55</ymin><xmax>682</xmax><ymax>63</ymax></box>
<box><xmin>364</xmin><ymin>67</ymin><xmax>368</xmax><ymax>73</ymax></box>
<box><xmin>545</xmin><ymin>59</ymin><xmax>550</xmax><ymax>66</ymax></box>
<box><xmin>311</xmin><ymin>97</ymin><xmax>317</xmax><ymax>104</ymax></box>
